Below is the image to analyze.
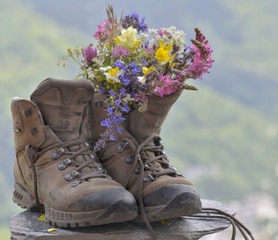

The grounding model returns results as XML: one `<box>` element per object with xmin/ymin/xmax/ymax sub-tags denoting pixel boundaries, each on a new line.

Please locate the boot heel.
<box><xmin>13</xmin><ymin>182</ymin><xmax>42</xmax><ymax>211</ymax></box>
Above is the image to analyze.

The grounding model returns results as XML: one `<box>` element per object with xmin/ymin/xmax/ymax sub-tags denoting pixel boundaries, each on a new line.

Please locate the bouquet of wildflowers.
<box><xmin>61</xmin><ymin>5</ymin><xmax>214</xmax><ymax>150</ymax></box>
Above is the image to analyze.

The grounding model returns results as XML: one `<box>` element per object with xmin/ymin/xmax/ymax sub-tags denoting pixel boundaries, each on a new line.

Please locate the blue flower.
<box><xmin>122</xmin><ymin>12</ymin><xmax>147</xmax><ymax>33</ymax></box>
<box><xmin>129</xmin><ymin>62</ymin><xmax>137</xmax><ymax>69</ymax></box>
<box><xmin>122</xmin><ymin>103</ymin><xmax>129</xmax><ymax>113</ymax></box>
<box><xmin>120</xmin><ymin>88</ymin><xmax>125</xmax><ymax>95</ymax></box>
<box><xmin>118</xmin><ymin>114</ymin><xmax>126</xmax><ymax>122</ymax></box>
<box><xmin>115</xmin><ymin>99</ymin><xmax>120</xmax><ymax>106</ymax></box>
<box><xmin>107</xmin><ymin>107</ymin><xmax>114</xmax><ymax>115</ymax></box>
<box><xmin>117</xmin><ymin>126</ymin><xmax>123</xmax><ymax>134</ymax></box>
<box><xmin>100</xmin><ymin>119</ymin><xmax>111</xmax><ymax>128</ymax></box>
<box><xmin>109</xmin><ymin>135</ymin><xmax>117</xmax><ymax>141</ymax></box>
<box><xmin>109</xmin><ymin>90</ymin><xmax>115</xmax><ymax>96</ymax></box>
<box><xmin>123</xmin><ymin>77</ymin><xmax>129</xmax><ymax>85</ymax></box>
<box><xmin>114</xmin><ymin>61</ymin><xmax>127</xmax><ymax>70</ymax></box>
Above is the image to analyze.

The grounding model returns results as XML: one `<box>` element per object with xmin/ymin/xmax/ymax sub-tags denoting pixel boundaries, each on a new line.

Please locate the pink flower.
<box><xmin>93</xmin><ymin>20</ymin><xmax>111</xmax><ymax>42</ymax></box>
<box><xmin>158</xmin><ymin>29</ymin><xmax>164</xmax><ymax>36</ymax></box>
<box><xmin>153</xmin><ymin>74</ymin><xmax>184</xmax><ymax>97</ymax></box>
<box><xmin>185</xmin><ymin>29</ymin><xmax>214</xmax><ymax>79</ymax></box>
<box><xmin>111</xmin><ymin>46</ymin><xmax>130</xmax><ymax>59</ymax></box>
<box><xmin>82</xmin><ymin>46</ymin><xmax>97</xmax><ymax>66</ymax></box>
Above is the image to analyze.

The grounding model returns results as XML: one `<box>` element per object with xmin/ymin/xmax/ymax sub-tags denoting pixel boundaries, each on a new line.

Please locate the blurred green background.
<box><xmin>1</xmin><ymin>0</ymin><xmax>278</xmax><ymax>239</ymax></box>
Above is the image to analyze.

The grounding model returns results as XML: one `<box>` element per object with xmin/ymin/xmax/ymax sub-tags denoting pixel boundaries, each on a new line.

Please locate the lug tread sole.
<box><xmin>13</xmin><ymin>182</ymin><xmax>137</xmax><ymax>227</ymax></box>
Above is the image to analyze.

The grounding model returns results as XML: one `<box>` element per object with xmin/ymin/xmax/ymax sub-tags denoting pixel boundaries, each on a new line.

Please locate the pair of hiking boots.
<box><xmin>11</xmin><ymin>78</ymin><xmax>201</xmax><ymax>227</ymax></box>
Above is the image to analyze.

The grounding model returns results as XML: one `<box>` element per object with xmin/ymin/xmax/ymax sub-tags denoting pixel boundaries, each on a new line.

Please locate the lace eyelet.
<box><xmin>116</xmin><ymin>144</ymin><xmax>124</xmax><ymax>153</ymax></box>
<box><xmin>143</xmin><ymin>174</ymin><xmax>157</xmax><ymax>182</ymax></box>
<box><xmin>64</xmin><ymin>170</ymin><xmax>79</xmax><ymax>181</ymax></box>
<box><xmin>116</xmin><ymin>141</ymin><xmax>128</xmax><ymax>153</ymax></box>
<box><xmin>143</xmin><ymin>176</ymin><xmax>150</xmax><ymax>182</ymax></box>
<box><xmin>58</xmin><ymin>158</ymin><xmax>72</xmax><ymax>170</ymax></box>
<box><xmin>134</xmin><ymin>167</ymin><xmax>140</xmax><ymax>174</ymax></box>
<box><xmin>125</xmin><ymin>155</ymin><xmax>134</xmax><ymax>164</ymax></box>
<box><xmin>51</xmin><ymin>148</ymin><xmax>65</xmax><ymax>160</ymax></box>
<box><xmin>169</xmin><ymin>165</ymin><xmax>177</xmax><ymax>172</ymax></box>
<box><xmin>84</xmin><ymin>142</ymin><xmax>90</xmax><ymax>148</ymax></box>
<box><xmin>144</xmin><ymin>163</ymin><xmax>150</xmax><ymax>170</ymax></box>
<box><xmin>72</xmin><ymin>179</ymin><xmax>83</xmax><ymax>187</ymax></box>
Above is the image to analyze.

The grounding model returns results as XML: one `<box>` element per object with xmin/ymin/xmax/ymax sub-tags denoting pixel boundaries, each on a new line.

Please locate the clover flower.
<box><xmin>82</xmin><ymin>46</ymin><xmax>97</xmax><ymax>67</ymax></box>
<box><xmin>111</xmin><ymin>46</ymin><xmax>130</xmax><ymax>59</ymax></box>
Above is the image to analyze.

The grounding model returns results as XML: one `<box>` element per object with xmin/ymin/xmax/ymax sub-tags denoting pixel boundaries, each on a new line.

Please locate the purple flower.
<box><xmin>122</xmin><ymin>12</ymin><xmax>147</xmax><ymax>32</ymax></box>
<box><xmin>82</xmin><ymin>46</ymin><xmax>97</xmax><ymax>66</ymax></box>
<box><xmin>111</xmin><ymin>46</ymin><xmax>130</xmax><ymax>59</ymax></box>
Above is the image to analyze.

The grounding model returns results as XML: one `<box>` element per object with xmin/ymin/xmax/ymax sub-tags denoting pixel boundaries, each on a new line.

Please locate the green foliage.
<box><xmin>0</xmin><ymin>226</ymin><xmax>10</xmax><ymax>240</ymax></box>
<box><xmin>162</xmin><ymin>86</ymin><xmax>278</xmax><ymax>201</ymax></box>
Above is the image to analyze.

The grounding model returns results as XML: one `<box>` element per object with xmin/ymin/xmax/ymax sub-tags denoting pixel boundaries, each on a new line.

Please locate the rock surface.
<box><xmin>10</xmin><ymin>199</ymin><xmax>234</xmax><ymax>240</ymax></box>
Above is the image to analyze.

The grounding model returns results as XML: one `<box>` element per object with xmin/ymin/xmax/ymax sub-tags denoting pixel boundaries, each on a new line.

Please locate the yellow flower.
<box><xmin>142</xmin><ymin>66</ymin><xmax>156</xmax><ymax>75</ymax></box>
<box><xmin>135</xmin><ymin>40</ymin><xmax>141</xmax><ymax>48</ymax></box>
<box><xmin>114</xmin><ymin>26</ymin><xmax>138</xmax><ymax>51</ymax></box>
<box><xmin>38</xmin><ymin>215</ymin><xmax>46</xmax><ymax>221</ymax></box>
<box><xmin>108</xmin><ymin>67</ymin><xmax>119</xmax><ymax>76</ymax></box>
<box><xmin>97</xmin><ymin>76</ymin><xmax>103</xmax><ymax>82</ymax></box>
<box><xmin>155</xmin><ymin>42</ymin><xmax>173</xmax><ymax>63</ymax></box>
<box><xmin>48</xmin><ymin>228</ymin><xmax>58</xmax><ymax>232</ymax></box>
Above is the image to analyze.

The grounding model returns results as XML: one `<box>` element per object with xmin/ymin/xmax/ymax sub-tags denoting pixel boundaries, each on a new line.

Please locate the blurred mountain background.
<box><xmin>1</xmin><ymin>0</ymin><xmax>278</xmax><ymax>239</ymax></box>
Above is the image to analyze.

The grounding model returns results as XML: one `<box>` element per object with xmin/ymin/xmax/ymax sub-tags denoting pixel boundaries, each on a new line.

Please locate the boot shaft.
<box><xmin>126</xmin><ymin>90</ymin><xmax>182</xmax><ymax>143</ymax></box>
<box><xmin>30</xmin><ymin>78</ymin><xmax>94</xmax><ymax>142</ymax></box>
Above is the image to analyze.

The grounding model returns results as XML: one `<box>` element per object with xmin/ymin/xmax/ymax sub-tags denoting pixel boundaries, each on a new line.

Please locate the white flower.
<box><xmin>122</xmin><ymin>94</ymin><xmax>135</xmax><ymax>103</ymax></box>
<box><xmin>149</xmin><ymin>28</ymin><xmax>157</xmax><ymax>34</ymax></box>
<box><xmin>87</xmin><ymin>68</ymin><xmax>95</xmax><ymax>79</ymax></box>
<box><xmin>99</xmin><ymin>66</ymin><xmax>112</xmax><ymax>72</ymax></box>
<box><xmin>139</xmin><ymin>33</ymin><xmax>149</xmax><ymax>42</ymax></box>
<box><xmin>137</xmin><ymin>76</ymin><xmax>147</xmax><ymax>84</ymax></box>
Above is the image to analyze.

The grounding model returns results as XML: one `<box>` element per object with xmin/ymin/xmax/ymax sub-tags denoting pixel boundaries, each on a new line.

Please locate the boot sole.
<box><xmin>13</xmin><ymin>182</ymin><xmax>137</xmax><ymax>227</ymax></box>
<box><xmin>136</xmin><ymin>191</ymin><xmax>202</xmax><ymax>222</ymax></box>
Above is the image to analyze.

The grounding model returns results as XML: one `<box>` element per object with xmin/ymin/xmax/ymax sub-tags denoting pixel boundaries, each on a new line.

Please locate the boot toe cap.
<box><xmin>142</xmin><ymin>184</ymin><xmax>202</xmax><ymax>221</ymax></box>
<box><xmin>71</xmin><ymin>187</ymin><xmax>137</xmax><ymax>212</ymax></box>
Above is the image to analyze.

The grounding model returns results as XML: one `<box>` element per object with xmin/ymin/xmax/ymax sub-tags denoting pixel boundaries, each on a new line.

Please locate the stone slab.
<box><xmin>10</xmin><ymin>199</ymin><xmax>234</xmax><ymax>240</ymax></box>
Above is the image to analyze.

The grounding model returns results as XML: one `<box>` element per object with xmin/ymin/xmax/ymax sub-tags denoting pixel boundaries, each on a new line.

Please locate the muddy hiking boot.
<box><xmin>91</xmin><ymin>91</ymin><xmax>201</xmax><ymax>222</ymax></box>
<box><xmin>11</xmin><ymin>78</ymin><xmax>137</xmax><ymax>227</ymax></box>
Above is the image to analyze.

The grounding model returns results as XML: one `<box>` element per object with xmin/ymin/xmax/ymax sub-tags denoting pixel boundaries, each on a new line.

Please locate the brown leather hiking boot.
<box><xmin>91</xmin><ymin>91</ymin><xmax>201</xmax><ymax>222</ymax></box>
<box><xmin>11</xmin><ymin>78</ymin><xmax>137</xmax><ymax>227</ymax></box>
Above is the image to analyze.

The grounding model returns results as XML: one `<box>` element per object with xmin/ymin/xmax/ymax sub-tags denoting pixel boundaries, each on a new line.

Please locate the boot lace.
<box><xmin>118</xmin><ymin>133</ymin><xmax>255</xmax><ymax>240</ymax></box>
<box><xmin>25</xmin><ymin>139</ymin><xmax>110</xmax><ymax>208</ymax></box>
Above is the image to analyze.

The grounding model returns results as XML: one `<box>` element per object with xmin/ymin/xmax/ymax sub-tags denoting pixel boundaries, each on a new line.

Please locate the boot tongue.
<box><xmin>30</xmin><ymin>78</ymin><xmax>94</xmax><ymax>142</ymax></box>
